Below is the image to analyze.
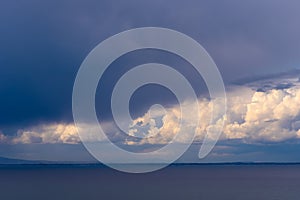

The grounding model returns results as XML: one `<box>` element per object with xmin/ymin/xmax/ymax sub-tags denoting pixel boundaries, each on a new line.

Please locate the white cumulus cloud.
<box><xmin>126</xmin><ymin>79</ymin><xmax>300</xmax><ymax>144</ymax></box>
<box><xmin>12</xmin><ymin>123</ymin><xmax>80</xmax><ymax>144</ymax></box>
<box><xmin>4</xmin><ymin>75</ymin><xmax>300</xmax><ymax>145</ymax></box>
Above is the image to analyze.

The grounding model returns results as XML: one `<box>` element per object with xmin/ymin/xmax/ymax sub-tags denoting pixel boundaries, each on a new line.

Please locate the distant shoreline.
<box><xmin>1</xmin><ymin>162</ymin><xmax>300</xmax><ymax>168</ymax></box>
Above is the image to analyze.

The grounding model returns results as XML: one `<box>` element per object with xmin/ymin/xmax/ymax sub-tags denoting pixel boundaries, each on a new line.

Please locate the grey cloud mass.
<box><xmin>1</xmin><ymin>0</ymin><xmax>300</xmax><ymax>162</ymax></box>
<box><xmin>1</xmin><ymin>0</ymin><xmax>300</xmax><ymax>132</ymax></box>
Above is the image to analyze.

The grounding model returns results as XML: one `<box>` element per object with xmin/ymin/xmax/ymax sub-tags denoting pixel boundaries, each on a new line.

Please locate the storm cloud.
<box><xmin>1</xmin><ymin>0</ymin><xmax>300</xmax><ymax>139</ymax></box>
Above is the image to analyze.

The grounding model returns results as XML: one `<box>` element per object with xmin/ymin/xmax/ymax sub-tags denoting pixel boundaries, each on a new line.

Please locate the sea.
<box><xmin>0</xmin><ymin>164</ymin><xmax>300</xmax><ymax>200</ymax></box>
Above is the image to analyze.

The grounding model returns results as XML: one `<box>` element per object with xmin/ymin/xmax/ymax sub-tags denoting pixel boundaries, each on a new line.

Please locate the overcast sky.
<box><xmin>1</xmin><ymin>0</ymin><xmax>300</xmax><ymax>162</ymax></box>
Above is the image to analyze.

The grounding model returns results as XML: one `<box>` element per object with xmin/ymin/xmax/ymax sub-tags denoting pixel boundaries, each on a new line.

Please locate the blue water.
<box><xmin>0</xmin><ymin>164</ymin><xmax>300</xmax><ymax>200</ymax></box>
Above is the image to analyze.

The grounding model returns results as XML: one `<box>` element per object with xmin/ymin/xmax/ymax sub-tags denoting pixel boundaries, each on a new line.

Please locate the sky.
<box><xmin>1</xmin><ymin>0</ymin><xmax>300</xmax><ymax>162</ymax></box>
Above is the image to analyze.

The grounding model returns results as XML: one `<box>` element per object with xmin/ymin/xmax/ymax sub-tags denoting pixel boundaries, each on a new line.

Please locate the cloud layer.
<box><xmin>127</xmin><ymin>77</ymin><xmax>300</xmax><ymax>144</ymax></box>
<box><xmin>10</xmin><ymin>124</ymin><xmax>80</xmax><ymax>144</ymax></box>
<box><xmin>2</xmin><ymin>76</ymin><xmax>300</xmax><ymax>145</ymax></box>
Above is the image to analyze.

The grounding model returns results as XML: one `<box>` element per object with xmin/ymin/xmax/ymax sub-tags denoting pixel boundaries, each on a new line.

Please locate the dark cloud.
<box><xmin>1</xmin><ymin>0</ymin><xmax>300</xmax><ymax>131</ymax></box>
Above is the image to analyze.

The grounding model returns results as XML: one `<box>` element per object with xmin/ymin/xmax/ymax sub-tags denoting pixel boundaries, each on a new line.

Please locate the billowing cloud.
<box><xmin>223</xmin><ymin>87</ymin><xmax>300</xmax><ymax>142</ymax></box>
<box><xmin>3</xmin><ymin>121</ymin><xmax>117</xmax><ymax>144</ymax></box>
<box><xmin>126</xmin><ymin>77</ymin><xmax>300</xmax><ymax>144</ymax></box>
<box><xmin>2</xmin><ymin>76</ymin><xmax>300</xmax><ymax>145</ymax></box>
<box><xmin>11</xmin><ymin>124</ymin><xmax>80</xmax><ymax>144</ymax></box>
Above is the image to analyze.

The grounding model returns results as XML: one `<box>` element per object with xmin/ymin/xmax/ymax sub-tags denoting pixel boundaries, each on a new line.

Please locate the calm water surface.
<box><xmin>0</xmin><ymin>164</ymin><xmax>299</xmax><ymax>200</ymax></box>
